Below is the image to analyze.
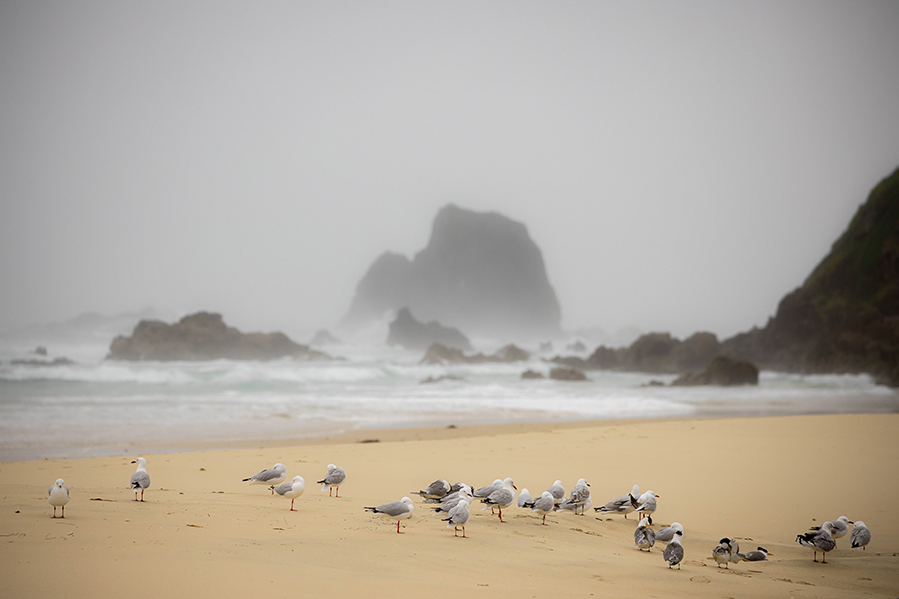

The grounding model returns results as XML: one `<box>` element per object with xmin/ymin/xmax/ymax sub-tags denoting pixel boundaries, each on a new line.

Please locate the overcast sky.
<box><xmin>2</xmin><ymin>0</ymin><xmax>898</xmax><ymax>342</ymax></box>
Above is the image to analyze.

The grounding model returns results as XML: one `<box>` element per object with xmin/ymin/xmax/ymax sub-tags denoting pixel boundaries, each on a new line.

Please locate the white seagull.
<box><xmin>273</xmin><ymin>475</ymin><xmax>305</xmax><ymax>511</ymax></box>
<box><xmin>442</xmin><ymin>495</ymin><xmax>471</xmax><ymax>538</ymax></box>
<box><xmin>48</xmin><ymin>479</ymin><xmax>70</xmax><ymax>518</ymax></box>
<box><xmin>525</xmin><ymin>491</ymin><xmax>556</xmax><ymax>525</ymax></box>
<box><xmin>130</xmin><ymin>457</ymin><xmax>151</xmax><ymax>502</ymax></box>
<box><xmin>631</xmin><ymin>490</ymin><xmax>659</xmax><ymax>519</ymax></box>
<box><xmin>557</xmin><ymin>478</ymin><xmax>591</xmax><ymax>515</ymax></box>
<box><xmin>796</xmin><ymin>521</ymin><xmax>836</xmax><ymax>563</ymax></box>
<box><xmin>365</xmin><ymin>497</ymin><xmax>414</xmax><ymax>534</ymax></box>
<box><xmin>547</xmin><ymin>480</ymin><xmax>566</xmax><ymax>507</ymax></box>
<box><xmin>413</xmin><ymin>479</ymin><xmax>451</xmax><ymax>501</ymax></box>
<box><xmin>242</xmin><ymin>463</ymin><xmax>287</xmax><ymax>494</ymax></box>
<box><xmin>738</xmin><ymin>546</ymin><xmax>770</xmax><ymax>561</ymax></box>
<box><xmin>516</xmin><ymin>488</ymin><xmax>532</xmax><ymax>508</ymax></box>
<box><xmin>317</xmin><ymin>464</ymin><xmax>346</xmax><ymax>497</ymax></box>
<box><xmin>850</xmin><ymin>521</ymin><xmax>871</xmax><ymax>551</ymax></box>
<box><xmin>655</xmin><ymin>522</ymin><xmax>684</xmax><ymax>544</ymax></box>
<box><xmin>811</xmin><ymin>515</ymin><xmax>852</xmax><ymax>541</ymax></box>
<box><xmin>480</xmin><ymin>478</ymin><xmax>516</xmax><ymax>523</ymax></box>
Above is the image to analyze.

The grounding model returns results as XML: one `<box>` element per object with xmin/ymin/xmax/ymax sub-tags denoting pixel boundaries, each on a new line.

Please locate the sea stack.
<box><xmin>341</xmin><ymin>204</ymin><xmax>562</xmax><ymax>342</ymax></box>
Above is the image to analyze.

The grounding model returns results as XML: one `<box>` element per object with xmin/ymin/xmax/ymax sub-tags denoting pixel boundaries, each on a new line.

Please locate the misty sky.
<box><xmin>2</xmin><ymin>1</ymin><xmax>898</xmax><ymax>342</ymax></box>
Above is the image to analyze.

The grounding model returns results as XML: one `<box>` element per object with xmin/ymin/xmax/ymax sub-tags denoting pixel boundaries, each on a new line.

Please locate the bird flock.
<box><xmin>45</xmin><ymin>457</ymin><xmax>873</xmax><ymax>570</ymax></box>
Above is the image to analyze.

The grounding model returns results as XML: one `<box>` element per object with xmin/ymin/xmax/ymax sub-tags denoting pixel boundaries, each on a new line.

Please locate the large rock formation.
<box><xmin>107</xmin><ymin>312</ymin><xmax>329</xmax><ymax>361</ymax></box>
<box><xmin>551</xmin><ymin>331</ymin><xmax>721</xmax><ymax>374</ymax></box>
<box><xmin>671</xmin><ymin>356</ymin><xmax>759</xmax><ymax>386</ymax></box>
<box><xmin>387</xmin><ymin>308</ymin><xmax>472</xmax><ymax>351</ymax></box>
<box><xmin>721</xmin><ymin>166</ymin><xmax>899</xmax><ymax>385</ymax></box>
<box><xmin>420</xmin><ymin>342</ymin><xmax>531</xmax><ymax>365</ymax></box>
<box><xmin>342</xmin><ymin>204</ymin><xmax>562</xmax><ymax>341</ymax></box>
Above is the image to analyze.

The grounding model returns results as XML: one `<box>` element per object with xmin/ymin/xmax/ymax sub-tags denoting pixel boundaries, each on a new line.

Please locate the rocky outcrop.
<box><xmin>107</xmin><ymin>312</ymin><xmax>329</xmax><ymax>361</ymax></box>
<box><xmin>420</xmin><ymin>342</ymin><xmax>531</xmax><ymax>365</ymax></box>
<box><xmin>551</xmin><ymin>331</ymin><xmax>720</xmax><ymax>374</ymax></box>
<box><xmin>521</xmin><ymin>369</ymin><xmax>545</xmax><ymax>380</ymax></box>
<box><xmin>342</xmin><ymin>204</ymin><xmax>562</xmax><ymax>341</ymax></box>
<box><xmin>670</xmin><ymin>356</ymin><xmax>759</xmax><ymax>386</ymax></box>
<box><xmin>309</xmin><ymin>329</ymin><xmax>341</xmax><ymax>346</ymax></box>
<box><xmin>387</xmin><ymin>308</ymin><xmax>471</xmax><ymax>351</ymax></box>
<box><xmin>721</xmin><ymin>166</ymin><xmax>899</xmax><ymax>385</ymax></box>
<box><xmin>549</xmin><ymin>366</ymin><xmax>588</xmax><ymax>381</ymax></box>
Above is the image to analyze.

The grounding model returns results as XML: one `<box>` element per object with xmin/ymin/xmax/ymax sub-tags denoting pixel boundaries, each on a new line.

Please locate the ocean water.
<box><xmin>1</xmin><ymin>337</ymin><xmax>897</xmax><ymax>461</ymax></box>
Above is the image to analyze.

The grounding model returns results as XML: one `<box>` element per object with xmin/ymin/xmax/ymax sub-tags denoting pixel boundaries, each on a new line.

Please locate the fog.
<box><xmin>2</xmin><ymin>1</ymin><xmax>898</xmax><ymax>344</ymax></box>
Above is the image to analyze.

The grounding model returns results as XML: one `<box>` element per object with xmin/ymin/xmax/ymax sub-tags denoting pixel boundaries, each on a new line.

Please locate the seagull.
<box><xmin>557</xmin><ymin>478</ymin><xmax>591</xmax><ymax>515</ymax></box>
<box><xmin>317</xmin><ymin>464</ymin><xmax>346</xmax><ymax>497</ymax></box>
<box><xmin>242</xmin><ymin>463</ymin><xmax>287</xmax><ymax>494</ymax></box>
<box><xmin>634</xmin><ymin>516</ymin><xmax>655</xmax><ymax>551</ymax></box>
<box><xmin>481</xmin><ymin>478</ymin><xmax>516</xmax><ymax>523</ymax></box>
<box><xmin>663</xmin><ymin>531</ymin><xmax>684</xmax><ymax>568</ymax></box>
<box><xmin>413</xmin><ymin>479</ymin><xmax>451</xmax><ymax>501</ymax></box>
<box><xmin>524</xmin><ymin>491</ymin><xmax>556</xmax><ymax>525</ymax></box>
<box><xmin>48</xmin><ymin>479</ymin><xmax>69</xmax><ymax>518</ymax></box>
<box><xmin>811</xmin><ymin>515</ymin><xmax>852</xmax><ymax>541</ymax></box>
<box><xmin>273</xmin><ymin>476</ymin><xmax>305</xmax><ymax>511</ymax></box>
<box><xmin>443</xmin><ymin>495</ymin><xmax>471</xmax><ymax>538</ymax></box>
<box><xmin>473</xmin><ymin>479</ymin><xmax>504</xmax><ymax>498</ymax></box>
<box><xmin>850</xmin><ymin>521</ymin><xmax>871</xmax><ymax>551</ymax></box>
<box><xmin>435</xmin><ymin>489</ymin><xmax>473</xmax><ymax>514</ymax></box>
<box><xmin>547</xmin><ymin>480</ymin><xmax>566</xmax><ymax>508</ymax></box>
<box><xmin>130</xmin><ymin>457</ymin><xmax>150</xmax><ymax>502</ymax></box>
<box><xmin>738</xmin><ymin>547</ymin><xmax>770</xmax><ymax>561</ymax></box>
<box><xmin>595</xmin><ymin>484</ymin><xmax>640</xmax><ymax>519</ymax></box>
<box><xmin>728</xmin><ymin>538</ymin><xmax>742</xmax><ymax>564</ymax></box>
<box><xmin>517</xmin><ymin>488</ymin><xmax>532</xmax><ymax>508</ymax></box>
<box><xmin>365</xmin><ymin>497</ymin><xmax>414</xmax><ymax>533</ymax></box>
<box><xmin>796</xmin><ymin>521</ymin><xmax>836</xmax><ymax>563</ymax></box>
<box><xmin>655</xmin><ymin>522</ymin><xmax>684</xmax><ymax>544</ymax></box>
<box><xmin>712</xmin><ymin>538</ymin><xmax>733</xmax><ymax>568</ymax></box>
<box><xmin>631</xmin><ymin>490</ymin><xmax>659</xmax><ymax>519</ymax></box>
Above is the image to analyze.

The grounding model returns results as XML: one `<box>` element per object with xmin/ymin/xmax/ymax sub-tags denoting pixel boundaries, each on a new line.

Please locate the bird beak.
<box><xmin>513</xmin><ymin>485</ymin><xmax>518</xmax><ymax>490</ymax></box>
<box><xmin>130</xmin><ymin>460</ymin><xmax>136</xmax><ymax>464</ymax></box>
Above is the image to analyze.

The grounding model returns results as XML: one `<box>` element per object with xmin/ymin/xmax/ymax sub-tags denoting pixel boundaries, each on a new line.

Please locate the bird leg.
<box><xmin>290</xmin><ymin>499</ymin><xmax>296</xmax><ymax>512</ymax></box>
<box><xmin>821</xmin><ymin>553</ymin><xmax>827</xmax><ymax>564</ymax></box>
<box><xmin>395</xmin><ymin>521</ymin><xmax>404</xmax><ymax>534</ymax></box>
<box><xmin>336</xmin><ymin>487</ymin><xmax>340</xmax><ymax>498</ymax></box>
<box><xmin>542</xmin><ymin>514</ymin><xmax>547</xmax><ymax>525</ymax></box>
<box><xmin>498</xmin><ymin>506</ymin><xmax>506</xmax><ymax>523</ymax></box>
<box><xmin>61</xmin><ymin>506</ymin><xmax>65</xmax><ymax>518</ymax></box>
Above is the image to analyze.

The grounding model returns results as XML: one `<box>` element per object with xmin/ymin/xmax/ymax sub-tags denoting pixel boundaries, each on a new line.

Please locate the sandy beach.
<box><xmin>1</xmin><ymin>413</ymin><xmax>897</xmax><ymax>598</ymax></box>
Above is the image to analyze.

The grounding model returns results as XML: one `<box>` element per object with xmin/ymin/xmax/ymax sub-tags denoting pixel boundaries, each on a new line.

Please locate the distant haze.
<box><xmin>2</xmin><ymin>1</ymin><xmax>898</xmax><ymax>343</ymax></box>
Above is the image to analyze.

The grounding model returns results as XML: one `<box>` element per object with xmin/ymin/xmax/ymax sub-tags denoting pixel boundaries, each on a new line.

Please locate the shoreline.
<box><xmin>4</xmin><ymin>392</ymin><xmax>896</xmax><ymax>463</ymax></box>
<box><xmin>1</xmin><ymin>412</ymin><xmax>897</xmax><ymax>598</ymax></box>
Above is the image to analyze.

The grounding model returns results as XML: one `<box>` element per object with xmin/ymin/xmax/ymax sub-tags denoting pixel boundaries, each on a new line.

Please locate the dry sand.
<box><xmin>1</xmin><ymin>413</ymin><xmax>897</xmax><ymax>598</ymax></box>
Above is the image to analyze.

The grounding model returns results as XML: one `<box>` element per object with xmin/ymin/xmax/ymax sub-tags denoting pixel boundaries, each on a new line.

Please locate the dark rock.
<box><xmin>387</xmin><ymin>308</ymin><xmax>471</xmax><ymax>351</ymax></box>
<box><xmin>420</xmin><ymin>342</ymin><xmax>531</xmax><ymax>365</ymax></box>
<box><xmin>549</xmin><ymin>366</ymin><xmax>588</xmax><ymax>381</ymax></box>
<box><xmin>342</xmin><ymin>204</ymin><xmax>562</xmax><ymax>341</ymax></box>
<box><xmin>585</xmin><ymin>345</ymin><xmax>625</xmax><ymax>370</ymax></box>
<box><xmin>521</xmin><ymin>369</ymin><xmax>546</xmax><ymax>380</ymax></box>
<box><xmin>107</xmin><ymin>312</ymin><xmax>329</xmax><ymax>361</ymax></box>
<box><xmin>34</xmin><ymin>346</ymin><xmax>47</xmax><ymax>356</ymax></box>
<box><xmin>671</xmin><ymin>356</ymin><xmax>759</xmax><ymax>386</ymax></box>
<box><xmin>549</xmin><ymin>355</ymin><xmax>590</xmax><ymax>370</ymax></box>
<box><xmin>554</xmin><ymin>332</ymin><xmax>719</xmax><ymax>374</ymax></box>
<box><xmin>309</xmin><ymin>329</ymin><xmax>341</xmax><ymax>346</ymax></box>
<box><xmin>642</xmin><ymin>380</ymin><xmax>666</xmax><ymax>387</ymax></box>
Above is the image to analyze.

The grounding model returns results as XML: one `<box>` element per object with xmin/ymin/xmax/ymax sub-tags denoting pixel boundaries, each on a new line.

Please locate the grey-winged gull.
<box><xmin>547</xmin><ymin>480</ymin><xmax>565</xmax><ymax>508</ymax></box>
<box><xmin>811</xmin><ymin>515</ymin><xmax>852</xmax><ymax>541</ymax></box>
<box><xmin>557</xmin><ymin>478</ymin><xmax>591</xmax><ymax>515</ymax></box>
<box><xmin>242</xmin><ymin>463</ymin><xmax>287</xmax><ymax>494</ymax></box>
<box><xmin>273</xmin><ymin>475</ymin><xmax>305</xmax><ymax>511</ymax></box>
<box><xmin>655</xmin><ymin>522</ymin><xmax>684</xmax><ymax>544</ymax></box>
<box><xmin>130</xmin><ymin>457</ymin><xmax>151</xmax><ymax>502</ymax></box>
<box><xmin>516</xmin><ymin>488</ymin><xmax>532</xmax><ymax>508</ymax></box>
<box><xmin>663</xmin><ymin>531</ymin><xmax>684</xmax><ymax>568</ymax></box>
<box><xmin>442</xmin><ymin>495</ymin><xmax>471</xmax><ymax>538</ymax></box>
<box><xmin>796</xmin><ymin>521</ymin><xmax>837</xmax><ymax>562</ymax></box>
<box><xmin>738</xmin><ymin>547</ymin><xmax>769</xmax><ymax>561</ymax></box>
<box><xmin>413</xmin><ymin>479</ymin><xmax>451</xmax><ymax>501</ymax></box>
<box><xmin>524</xmin><ymin>490</ymin><xmax>555</xmax><ymax>525</ymax></box>
<box><xmin>365</xmin><ymin>497</ymin><xmax>414</xmax><ymax>533</ymax></box>
<box><xmin>631</xmin><ymin>490</ymin><xmax>659</xmax><ymax>519</ymax></box>
<box><xmin>48</xmin><ymin>478</ymin><xmax>69</xmax><ymax>518</ymax></box>
<box><xmin>481</xmin><ymin>478</ymin><xmax>516</xmax><ymax>523</ymax></box>
<box><xmin>318</xmin><ymin>464</ymin><xmax>346</xmax><ymax>497</ymax></box>
<box><xmin>851</xmin><ymin>520</ymin><xmax>871</xmax><ymax>550</ymax></box>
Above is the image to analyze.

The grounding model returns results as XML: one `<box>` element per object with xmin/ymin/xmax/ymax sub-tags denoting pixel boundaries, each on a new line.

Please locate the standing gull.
<box><xmin>595</xmin><ymin>484</ymin><xmax>640</xmax><ymax>519</ymax></box>
<box><xmin>547</xmin><ymin>480</ymin><xmax>566</xmax><ymax>508</ymax></box>
<box><xmin>242</xmin><ymin>463</ymin><xmax>287</xmax><ymax>494</ymax></box>
<box><xmin>442</xmin><ymin>495</ymin><xmax>471</xmax><ymax>538</ymax></box>
<box><xmin>481</xmin><ymin>478</ymin><xmax>516</xmax><ymax>523</ymax></box>
<box><xmin>557</xmin><ymin>478</ymin><xmax>591</xmax><ymax>515</ymax></box>
<box><xmin>516</xmin><ymin>488</ymin><xmax>532</xmax><ymax>508</ymax></box>
<box><xmin>48</xmin><ymin>479</ymin><xmax>69</xmax><ymax>518</ymax></box>
<box><xmin>318</xmin><ymin>464</ymin><xmax>346</xmax><ymax>497</ymax></box>
<box><xmin>130</xmin><ymin>457</ymin><xmax>150</xmax><ymax>502</ymax></box>
<box><xmin>655</xmin><ymin>522</ymin><xmax>684</xmax><ymax>544</ymax></box>
<box><xmin>796</xmin><ymin>521</ymin><xmax>836</xmax><ymax>563</ymax></box>
<box><xmin>365</xmin><ymin>497</ymin><xmax>414</xmax><ymax>534</ymax></box>
<box><xmin>273</xmin><ymin>476</ymin><xmax>306</xmax><ymax>511</ymax></box>
<box><xmin>524</xmin><ymin>491</ymin><xmax>556</xmax><ymax>525</ymax></box>
<box><xmin>663</xmin><ymin>531</ymin><xmax>684</xmax><ymax>569</ymax></box>
<box><xmin>850</xmin><ymin>521</ymin><xmax>871</xmax><ymax>550</ymax></box>
<box><xmin>631</xmin><ymin>490</ymin><xmax>659</xmax><ymax>520</ymax></box>
<box><xmin>712</xmin><ymin>538</ymin><xmax>733</xmax><ymax>568</ymax></box>
<box><xmin>811</xmin><ymin>515</ymin><xmax>852</xmax><ymax>542</ymax></box>
<box><xmin>634</xmin><ymin>516</ymin><xmax>656</xmax><ymax>551</ymax></box>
